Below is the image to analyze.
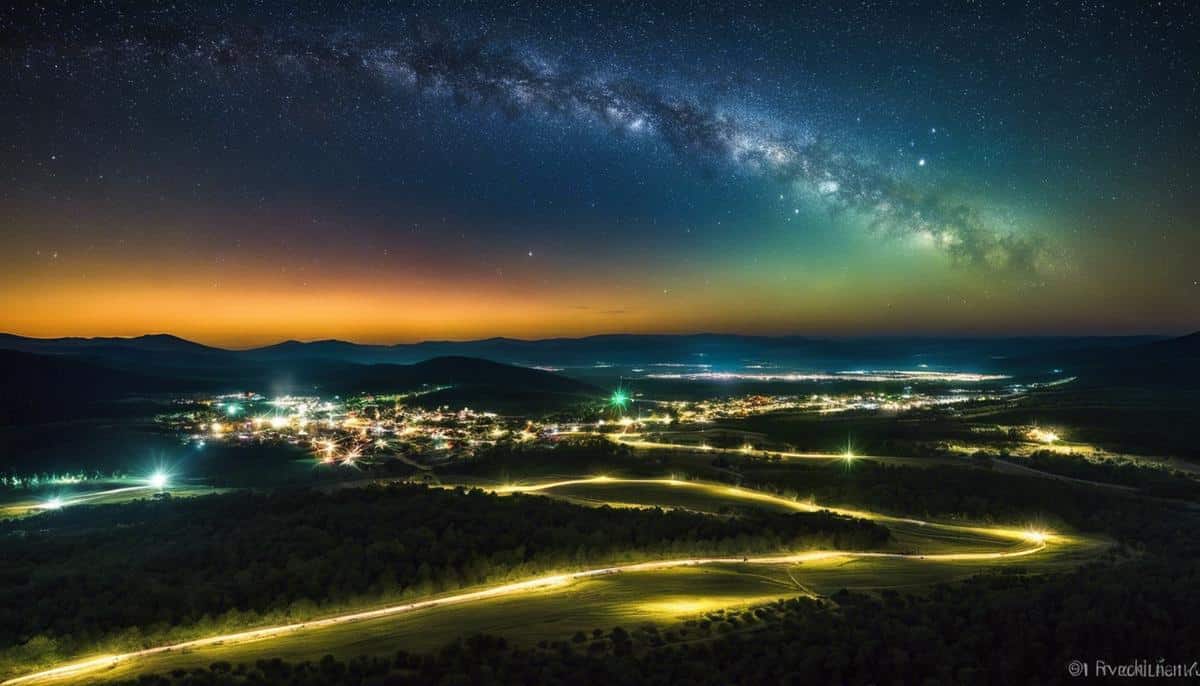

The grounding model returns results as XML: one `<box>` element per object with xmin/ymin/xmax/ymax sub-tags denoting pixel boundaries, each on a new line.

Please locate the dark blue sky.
<box><xmin>2</xmin><ymin>1</ymin><xmax>1197</xmax><ymax>344</ymax></box>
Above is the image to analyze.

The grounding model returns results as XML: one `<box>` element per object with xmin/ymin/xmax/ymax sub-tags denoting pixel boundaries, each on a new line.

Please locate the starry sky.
<box><xmin>2</xmin><ymin>1</ymin><xmax>1197</xmax><ymax>346</ymax></box>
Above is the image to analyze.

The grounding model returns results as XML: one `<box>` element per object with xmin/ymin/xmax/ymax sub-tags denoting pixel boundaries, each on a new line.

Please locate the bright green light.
<box><xmin>225</xmin><ymin>403</ymin><xmax>241</xmax><ymax>416</ymax></box>
<box><xmin>148</xmin><ymin>471</ymin><xmax>169</xmax><ymax>490</ymax></box>
<box><xmin>610</xmin><ymin>390</ymin><xmax>629</xmax><ymax>408</ymax></box>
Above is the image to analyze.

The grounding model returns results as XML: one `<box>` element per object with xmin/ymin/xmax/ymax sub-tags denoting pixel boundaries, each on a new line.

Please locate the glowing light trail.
<box><xmin>644</xmin><ymin>370</ymin><xmax>1010</xmax><ymax>383</ymax></box>
<box><xmin>493</xmin><ymin>477</ymin><xmax>1056</xmax><ymax>545</ymax></box>
<box><xmin>3</xmin><ymin>477</ymin><xmax>1064</xmax><ymax>686</ymax></box>
<box><xmin>32</xmin><ymin>485</ymin><xmax>161</xmax><ymax>511</ymax></box>
<box><xmin>605</xmin><ymin>434</ymin><xmax>889</xmax><ymax>462</ymax></box>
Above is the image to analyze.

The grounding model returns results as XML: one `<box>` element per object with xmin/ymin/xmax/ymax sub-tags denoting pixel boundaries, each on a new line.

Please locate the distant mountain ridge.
<box><xmin>0</xmin><ymin>332</ymin><xmax>223</xmax><ymax>354</ymax></box>
<box><xmin>203</xmin><ymin>332</ymin><xmax>1181</xmax><ymax>372</ymax></box>
<box><xmin>1014</xmin><ymin>330</ymin><xmax>1200</xmax><ymax>386</ymax></box>
<box><xmin>0</xmin><ymin>343</ymin><xmax>599</xmax><ymax>424</ymax></box>
<box><xmin>3</xmin><ymin>332</ymin><xmax>1196</xmax><ymax>423</ymax></box>
<box><xmin>0</xmin><ymin>331</ymin><xmax>1173</xmax><ymax>372</ymax></box>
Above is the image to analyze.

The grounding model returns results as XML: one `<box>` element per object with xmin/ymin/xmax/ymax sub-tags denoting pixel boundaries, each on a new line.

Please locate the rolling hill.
<box><xmin>1</xmin><ymin>331</ymin><xmax>1168</xmax><ymax>372</ymax></box>
<box><xmin>0</xmin><ymin>346</ymin><xmax>599</xmax><ymax>424</ymax></box>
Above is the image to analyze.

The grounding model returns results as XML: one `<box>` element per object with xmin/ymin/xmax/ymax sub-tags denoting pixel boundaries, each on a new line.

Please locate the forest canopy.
<box><xmin>0</xmin><ymin>483</ymin><xmax>886</xmax><ymax>672</ymax></box>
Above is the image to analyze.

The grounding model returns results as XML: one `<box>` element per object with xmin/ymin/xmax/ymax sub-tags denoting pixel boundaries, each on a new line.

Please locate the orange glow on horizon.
<box><xmin>3</xmin><ymin>275</ymin><xmax>1183</xmax><ymax>347</ymax></box>
<box><xmin>0</xmin><ymin>283</ymin><xmax>664</xmax><ymax>347</ymax></box>
<box><xmin>2</xmin><ymin>235</ymin><xmax>1189</xmax><ymax>346</ymax></box>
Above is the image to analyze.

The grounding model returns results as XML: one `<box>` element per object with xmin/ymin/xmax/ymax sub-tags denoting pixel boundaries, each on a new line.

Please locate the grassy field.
<box><xmin>5</xmin><ymin>476</ymin><xmax>1108</xmax><ymax>685</ymax></box>
<box><xmin>32</xmin><ymin>551</ymin><xmax>1093</xmax><ymax>685</ymax></box>
<box><xmin>0</xmin><ymin>481</ymin><xmax>224</xmax><ymax>519</ymax></box>
<box><xmin>23</xmin><ymin>566</ymin><xmax>796</xmax><ymax>684</ymax></box>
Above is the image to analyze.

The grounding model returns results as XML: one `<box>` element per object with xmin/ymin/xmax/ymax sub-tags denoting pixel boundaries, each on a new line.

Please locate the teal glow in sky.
<box><xmin>1</xmin><ymin>1</ymin><xmax>1197</xmax><ymax>344</ymax></box>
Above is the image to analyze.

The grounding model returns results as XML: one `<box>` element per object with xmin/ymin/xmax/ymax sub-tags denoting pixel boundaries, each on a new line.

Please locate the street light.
<box><xmin>610</xmin><ymin>389</ymin><xmax>630</xmax><ymax>409</ymax></box>
<box><xmin>148</xmin><ymin>471</ymin><xmax>169</xmax><ymax>490</ymax></box>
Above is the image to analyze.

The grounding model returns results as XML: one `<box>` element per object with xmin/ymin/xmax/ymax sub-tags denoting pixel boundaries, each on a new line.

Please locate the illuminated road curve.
<box><xmin>491</xmin><ymin>476</ymin><xmax>1055</xmax><ymax>541</ymax></box>
<box><xmin>3</xmin><ymin>478</ymin><xmax>1057</xmax><ymax>686</ymax></box>
<box><xmin>49</xmin><ymin>486</ymin><xmax>156</xmax><ymax>507</ymax></box>
<box><xmin>554</xmin><ymin>430</ymin><xmax>876</xmax><ymax>461</ymax></box>
<box><xmin>603</xmin><ymin>432</ymin><xmax>891</xmax><ymax>462</ymax></box>
<box><xmin>1</xmin><ymin>486</ymin><xmax>161</xmax><ymax>519</ymax></box>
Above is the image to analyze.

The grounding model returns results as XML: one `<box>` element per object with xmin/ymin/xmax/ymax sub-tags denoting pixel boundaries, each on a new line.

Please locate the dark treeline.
<box><xmin>451</xmin><ymin>441</ymin><xmax>1192</xmax><ymax>559</ymax></box>
<box><xmin>1001</xmin><ymin>451</ymin><xmax>1200</xmax><ymax>500</ymax></box>
<box><xmin>738</xmin><ymin>458</ymin><xmax>1192</xmax><ymax>550</ymax></box>
<box><xmin>465</xmin><ymin>441</ymin><xmax>1191</xmax><ymax>551</ymax></box>
<box><xmin>448</xmin><ymin>437</ymin><xmax>649</xmax><ymax>478</ymax></box>
<box><xmin>0</xmin><ymin>484</ymin><xmax>886</xmax><ymax>669</ymax></box>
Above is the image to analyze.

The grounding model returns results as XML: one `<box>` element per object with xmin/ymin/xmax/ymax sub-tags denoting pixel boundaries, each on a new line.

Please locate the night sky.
<box><xmin>2</xmin><ymin>1</ymin><xmax>1197</xmax><ymax>346</ymax></box>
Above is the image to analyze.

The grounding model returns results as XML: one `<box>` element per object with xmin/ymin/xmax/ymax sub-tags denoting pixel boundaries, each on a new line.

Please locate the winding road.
<box><xmin>2</xmin><ymin>477</ymin><xmax>1078</xmax><ymax>686</ymax></box>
